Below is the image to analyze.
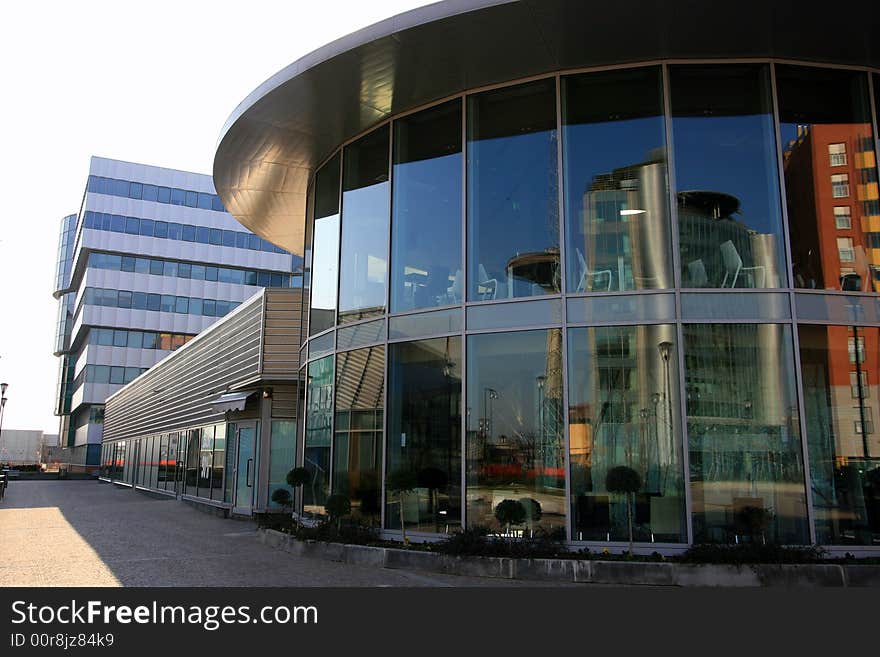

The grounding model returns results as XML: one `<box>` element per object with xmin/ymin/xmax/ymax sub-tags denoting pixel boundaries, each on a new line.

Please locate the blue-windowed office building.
<box><xmin>54</xmin><ymin>157</ymin><xmax>301</xmax><ymax>468</ymax></box>
<box><xmin>211</xmin><ymin>0</ymin><xmax>880</xmax><ymax>551</ymax></box>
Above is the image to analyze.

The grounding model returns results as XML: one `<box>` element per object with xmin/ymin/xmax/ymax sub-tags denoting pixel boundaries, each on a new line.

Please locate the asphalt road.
<box><xmin>0</xmin><ymin>480</ymin><xmax>577</xmax><ymax>587</ymax></box>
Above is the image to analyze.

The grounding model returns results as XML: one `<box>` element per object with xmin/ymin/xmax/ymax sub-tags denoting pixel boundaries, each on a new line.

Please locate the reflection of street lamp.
<box><xmin>657</xmin><ymin>342</ymin><xmax>674</xmax><ymax>469</ymax></box>
<box><xmin>0</xmin><ymin>383</ymin><xmax>9</xmax><ymax>464</ymax></box>
<box><xmin>484</xmin><ymin>388</ymin><xmax>499</xmax><ymax>439</ymax></box>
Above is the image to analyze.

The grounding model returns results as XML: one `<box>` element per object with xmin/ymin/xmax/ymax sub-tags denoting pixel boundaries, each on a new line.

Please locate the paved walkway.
<box><xmin>0</xmin><ymin>481</ymin><xmax>573</xmax><ymax>587</ymax></box>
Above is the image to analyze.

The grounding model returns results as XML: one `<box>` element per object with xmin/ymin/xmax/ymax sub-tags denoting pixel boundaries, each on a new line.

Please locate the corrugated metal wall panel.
<box><xmin>103</xmin><ymin>293</ymin><xmax>264</xmax><ymax>441</ymax></box>
<box><xmin>261</xmin><ymin>288</ymin><xmax>303</xmax><ymax>378</ymax></box>
<box><xmin>271</xmin><ymin>385</ymin><xmax>298</xmax><ymax>418</ymax></box>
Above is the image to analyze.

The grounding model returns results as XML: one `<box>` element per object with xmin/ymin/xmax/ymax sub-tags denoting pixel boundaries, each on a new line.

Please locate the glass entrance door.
<box><xmin>233</xmin><ymin>423</ymin><xmax>257</xmax><ymax>514</ymax></box>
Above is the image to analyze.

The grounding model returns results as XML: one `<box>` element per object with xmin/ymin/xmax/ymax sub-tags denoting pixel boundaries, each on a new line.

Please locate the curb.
<box><xmin>257</xmin><ymin>529</ymin><xmax>880</xmax><ymax>587</ymax></box>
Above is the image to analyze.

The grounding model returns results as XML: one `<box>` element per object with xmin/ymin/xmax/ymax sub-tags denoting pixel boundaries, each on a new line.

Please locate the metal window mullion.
<box><xmin>460</xmin><ymin>94</ymin><xmax>469</xmax><ymax>529</ymax></box>
<box><xmin>380</xmin><ymin>341</ymin><xmax>389</xmax><ymax>530</ymax></box>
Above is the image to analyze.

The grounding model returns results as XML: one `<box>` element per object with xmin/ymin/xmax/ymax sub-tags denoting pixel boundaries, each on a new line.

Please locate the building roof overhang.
<box><xmin>213</xmin><ymin>0</ymin><xmax>880</xmax><ymax>255</ymax></box>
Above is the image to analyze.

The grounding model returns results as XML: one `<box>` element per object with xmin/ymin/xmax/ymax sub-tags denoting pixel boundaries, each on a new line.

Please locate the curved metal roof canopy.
<box><xmin>213</xmin><ymin>0</ymin><xmax>880</xmax><ymax>255</ymax></box>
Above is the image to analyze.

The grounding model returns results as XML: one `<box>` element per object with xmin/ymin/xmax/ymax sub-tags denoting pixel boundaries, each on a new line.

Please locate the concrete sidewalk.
<box><xmin>0</xmin><ymin>481</ymin><xmax>574</xmax><ymax>587</ymax></box>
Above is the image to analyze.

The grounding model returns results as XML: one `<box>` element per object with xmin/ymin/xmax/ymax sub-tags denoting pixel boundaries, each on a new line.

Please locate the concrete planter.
<box><xmin>258</xmin><ymin>530</ymin><xmax>879</xmax><ymax>587</ymax></box>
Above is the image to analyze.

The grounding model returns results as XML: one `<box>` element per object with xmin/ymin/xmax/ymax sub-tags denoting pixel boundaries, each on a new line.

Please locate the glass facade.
<box><xmin>333</xmin><ymin>346</ymin><xmax>384</xmax><ymax>524</ymax></box>
<box><xmin>391</xmin><ymin>100</ymin><xmax>463</xmax><ymax>311</ymax></box>
<box><xmin>338</xmin><ymin>126</ymin><xmax>390</xmax><ymax>323</ymax></box>
<box><xmin>563</xmin><ymin>67</ymin><xmax>672</xmax><ymax>293</ymax></box>
<box><xmin>386</xmin><ymin>338</ymin><xmax>462</xmax><ymax>532</ymax></box>
<box><xmin>297</xmin><ymin>61</ymin><xmax>880</xmax><ymax>548</ymax></box>
<box><xmin>468</xmin><ymin>79</ymin><xmax>559</xmax><ymax>301</ymax></box>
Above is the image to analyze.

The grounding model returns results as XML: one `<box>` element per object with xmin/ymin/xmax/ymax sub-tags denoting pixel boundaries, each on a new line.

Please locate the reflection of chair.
<box><xmin>575</xmin><ymin>248</ymin><xmax>612</xmax><ymax>292</ymax></box>
<box><xmin>446</xmin><ymin>269</ymin><xmax>462</xmax><ymax>303</ymax></box>
<box><xmin>720</xmin><ymin>240</ymin><xmax>765</xmax><ymax>288</ymax></box>
<box><xmin>687</xmin><ymin>259</ymin><xmax>709</xmax><ymax>287</ymax></box>
<box><xmin>477</xmin><ymin>264</ymin><xmax>498</xmax><ymax>300</ymax></box>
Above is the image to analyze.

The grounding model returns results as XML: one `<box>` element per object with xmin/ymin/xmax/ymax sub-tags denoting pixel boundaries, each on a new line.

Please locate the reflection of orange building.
<box><xmin>784</xmin><ymin>124</ymin><xmax>880</xmax><ymax>292</ymax></box>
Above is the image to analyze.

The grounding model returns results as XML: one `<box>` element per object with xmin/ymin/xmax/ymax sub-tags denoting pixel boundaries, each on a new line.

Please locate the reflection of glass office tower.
<box><xmin>53</xmin><ymin>157</ymin><xmax>300</xmax><ymax>468</ymax></box>
<box><xmin>581</xmin><ymin>153</ymin><xmax>673</xmax><ymax>291</ymax></box>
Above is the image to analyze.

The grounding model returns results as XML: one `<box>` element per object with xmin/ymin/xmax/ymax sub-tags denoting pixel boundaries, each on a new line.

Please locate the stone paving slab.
<box><xmin>0</xmin><ymin>481</ymin><xmax>579</xmax><ymax>588</ymax></box>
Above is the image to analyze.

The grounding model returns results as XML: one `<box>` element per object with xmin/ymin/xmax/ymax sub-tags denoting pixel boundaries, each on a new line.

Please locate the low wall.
<box><xmin>258</xmin><ymin>529</ymin><xmax>880</xmax><ymax>587</ymax></box>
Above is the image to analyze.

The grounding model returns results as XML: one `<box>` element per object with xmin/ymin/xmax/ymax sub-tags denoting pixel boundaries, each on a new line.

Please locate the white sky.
<box><xmin>0</xmin><ymin>0</ymin><xmax>433</xmax><ymax>434</ymax></box>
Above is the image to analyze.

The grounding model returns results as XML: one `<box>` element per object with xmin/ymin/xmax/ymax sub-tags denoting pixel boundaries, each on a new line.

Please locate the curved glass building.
<box><xmin>213</xmin><ymin>0</ymin><xmax>880</xmax><ymax>551</ymax></box>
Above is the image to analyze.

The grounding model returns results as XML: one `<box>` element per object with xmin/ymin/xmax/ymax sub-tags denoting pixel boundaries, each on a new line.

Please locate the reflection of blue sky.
<box><xmin>391</xmin><ymin>152</ymin><xmax>462</xmax><ymax>311</ymax></box>
<box><xmin>339</xmin><ymin>183</ymin><xmax>389</xmax><ymax>313</ymax></box>
<box><xmin>468</xmin><ymin>130</ymin><xmax>559</xmax><ymax>285</ymax></box>
<box><xmin>310</xmin><ymin>215</ymin><xmax>339</xmax><ymax>312</ymax></box>
<box><xmin>672</xmin><ymin>114</ymin><xmax>782</xmax><ymax>236</ymax></box>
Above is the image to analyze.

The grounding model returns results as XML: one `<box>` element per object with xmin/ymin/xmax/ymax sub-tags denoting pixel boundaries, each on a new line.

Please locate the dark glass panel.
<box><xmin>222</xmin><ymin>230</ymin><xmax>236</xmax><ymax>247</ymax></box>
<box><xmin>198</xmin><ymin>193</ymin><xmax>213</xmax><ymax>210</ymax></box>
<box><xmin>315</xmin><ymin>152</ymin><xmax>341</xmax><ymax>219</ymax></box>
<box><xmin>562</xmin><ymin>67</ymin><xmax>672</xmax><ymax>293</ymax></box>
<box><xmin>177</xmin><ymin>262</ymin><xmax>191</xmax><ymax>278</ymax></box>
<box><xmin>211</xmin><ymin>424</ymin><xmax>226</xmax><ymax>500</ymax></box>
<box><xmin>129</xmin><ymin>182</ymin><xmax>142</xmax><ymax>200</ymax></box>
<box><xmin>154</xmin><ymin>221</ymin><xmax>168</xmax><ymax>238</ymax></box>
<box><xmin>158</xmin><ymin>187</ymin><xmax>172</xmax><ymax>204</ymax></box>
<box><xmin>125</xmin><ymin>217</ymin><xmax>139</xmax><ymax>235</ymax></box>
<box><xmin>391</xmin><ymin>100</ymin><xmax>463</xmax><ymax>312</ymax></box>
<box><xmin>466</xmin><ymin>329</ymin><xmax>566</xmax><ymax>533</ymax></box>
<box><xmin>467</xmin><ymin>79</ymin><xmax>560</xmax><ymax>301</ymax></box>
<box><xmin>196</xmin><ymin>226</ymin><xmax>210</xmax><ymax>244</ymax></box>
<box><xmin>167</xmin><ymin>223</ymin><xmax>182</xmax><ymax>240</ymax></box>
<box><xmin>684</xmin><ymin>323</ymin><xmax>808</xmax><ymax>543</ymax></box>
<box><xmin>777</xmin><ymin>66</ymin><xmax>877</xmax><ymax>291</ymax></box>
<box><xmin>799</xmin><ymin>324</ymin><xmax>880</xmax><ymax>545</ymax></box>
<box><xmin>268</xmin><ymin>421</ymin><xmax>297</xmax><ymax>509</ymax></box>
<box><xmin>185</xmin><ymin>190</ymin><xmax>199</xmax><ymax>208</ymax></box>
<box><xmin>333</xmin><ymin>346</ymin><xmax>384</xmax><ymax>524</ymax></box>
<box><xmin>304</xmin><ymin>356</ymin><xmax>334</xmax><ymax>515</ymax></box>
<box><xmin>386</xmin><ymin>337</ymin><xmax>462</xmax><ymax>532</ymax></box>
<box><xmin>338</xmin><ymin>125</ymin><xmax>390</xmax><ymax>323</ymax></box>
<box><xmin>568</xmin><ymin>325</ymin><xmax>685</xmax><ymax>542</ymax></box>
<box><xmin>670</xmin><ymin>64</ymin><xmax>785</xmax><ymax>289</ymax></box>
<box><xmin>210</xmin><ymin>228</ymin><xmax>222</xmax><ymax>245</ymax></box>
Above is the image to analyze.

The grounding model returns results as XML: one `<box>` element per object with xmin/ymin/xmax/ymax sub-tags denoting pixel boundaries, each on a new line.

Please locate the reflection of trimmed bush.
<box><xmin>494</xmin><ymin>499</ymin><xmax>527</xmax><ymax>536</ymax></box>
<box><xmin>606</xmin><ymin>465</ymin><xmax>642</xmax><ymax>555</ymax></box>
<box><xmin>324</xmin><ymin>494</ymin><xmax>351</xmax><ymax>530</ymax></box>
<box><xmin>286</xmin><ymin>467</ymin><xmax>310</xmax><ymax>488</ymax></box>
<box><xmin>387</xmin><ymin>469</ymin><xmax>418</xmax><ymax>543</ymax></box>
<box><xmin>519</xmin><ymin>497</ymin><xmax>542</xmax><ymax>536</ymax></box>
<box><xmin>271</xmin><ymin>488</ymin><xmax>292</xmax><ymax>510</ymax></box>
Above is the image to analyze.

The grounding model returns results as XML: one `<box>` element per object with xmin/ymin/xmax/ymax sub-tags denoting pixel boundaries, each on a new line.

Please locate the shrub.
<box><xmin>680</xmin><ymin>543</ymin><xmax>827</xmax><ymax>565</ymax></box>
<box><xmin>271</xmin><ymin>488</ymin><xmax>292</xmax><ymax>509</ymax></box>
<box><xmin>286</xmin><ymin>467</ymin><xmax>311</xmax><ymax>488</ymax></box>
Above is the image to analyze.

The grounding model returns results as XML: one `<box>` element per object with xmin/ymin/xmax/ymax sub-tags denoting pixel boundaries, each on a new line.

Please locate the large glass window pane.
<box><xmin>386</xmin><ymin>337</ymin><xmax>462</xmax><ymax>533</ymax></box>
<box><xmin>466</xmin><ymin>329</ymin><xmax>566</xmax><ymax>533</ymax></box>
<box><xmin>391</xmin><ymin>100</ymin><xmax>463</xmax><ymax>311</ymax></box>
<box><xmin>338</xmin><ymin>126</ymin><xmax>390</xmax><ymax>322</ymax></box>
<box><xmin>562</xmin><ymin>67</ymin><xmax>672</xmax><ymax>293</ymax></box>
<box><xmin>212</xmin><ymin>424</ymin><xmax>225</xmax><ymax>501</ymax></box>
<box><xmin>310</xmin><ymin>156</ymin><xmax>341</xmax><ymax>336</ymax></box>
<box><xmin>185</xmin><ymin>429</ymin><xmax>199</xmax><ymax>495</ymax></box>
<box><xmin>799</xmin><ymin>324</ymin><xmax>880</xmax><ymax>545</ymax></box>
<box><xmin>333</xmin><ymin>346</ymin><xmax>384</xmax><ymax>525</ymax></box>
<box><xmin>468</xmin><ymin>79</ymin><xmax>560</xmax><ymax>301</ymax></box>
<box><xmin>670</xmin><ymin>64</ymin><xmax>785</xmax><ymax>289</ymax></box>
<box><xmin>778</xmin><ymin>66</ymin><xmax>878</xmax><ymax>292</ymax></box>
<box><xmin>304</xmin><ymin>356</ymin><xmax>334</xmax><ymax>516</ymax></box>
<box><xmin>198</xmin><ymin>425</ymin><xmax>214</xmax><ymax>498</ymax></box>
<box><xmin>568</xmin><ymin>325</ymin><xmax>686</xmax><ymax>543</ymax></box>
<box><xmin>268</xmin><ymin>420</ymin><xmax>297</xmax><ymax>509</ymax></box>
<box><xmin>684</xmin><ymin>324</ymin><xmax>808</xmax><ymax>543</ymax></box>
